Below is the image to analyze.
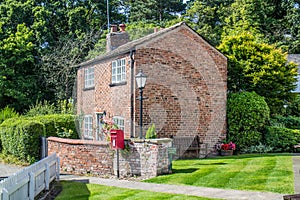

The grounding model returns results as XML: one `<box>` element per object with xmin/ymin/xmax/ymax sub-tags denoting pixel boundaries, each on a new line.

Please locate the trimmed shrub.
<box><xmin>270</xmin><ymin>115</ymin><xmax>300</xmax><ymax>129</ymax></box>
<box><xmin>227</xmin><ymin>92</ymin><xmax>270</xmax><ymax>151</ymax></box>
<box><xmin>0</xmin><ymin>118</ymin><xmax>45</xmax><ymax>163</ymax></box>
<box><xmin>265</xmin><ymin>126</ymin><xmax>300</xmax><ymax>152</ymax></box>
<box><xmin>30</xmin><ymin>114</ymin><xmax>79</xmax><ymax>139</ymax></box>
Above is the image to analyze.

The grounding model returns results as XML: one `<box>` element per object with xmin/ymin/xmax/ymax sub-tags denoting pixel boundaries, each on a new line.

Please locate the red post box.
<box><xmin>110</xmin><ymin>129</ymin><xmax>124</xmax><ymax>149</ymax></box>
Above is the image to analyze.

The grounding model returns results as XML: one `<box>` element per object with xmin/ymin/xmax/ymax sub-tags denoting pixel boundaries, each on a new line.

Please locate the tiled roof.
<box><xmin>79</xmin><ymin>22</ymin><xmax>187</xmax><ymax>67</ymax></box>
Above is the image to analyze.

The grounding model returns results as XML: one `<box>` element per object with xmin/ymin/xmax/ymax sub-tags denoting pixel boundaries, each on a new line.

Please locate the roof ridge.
<box><xmin>79</xmin><ymin>22</ymin><xmax>187</xmax><ymax>67</ymax></box>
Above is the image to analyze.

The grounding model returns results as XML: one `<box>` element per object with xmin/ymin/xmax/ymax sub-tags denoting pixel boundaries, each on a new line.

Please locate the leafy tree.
<box><xmin>126</xmin><ymin>22</ymin><xmax>159</xmax><ymax>40</ymax></box>
<box><xmin>224</xmin><ymin>0</ymin><xmax>300</xmax><ymax>53</ymax></box>
<box><xmin>281</xmin><ymin>0</ymin><xmax>300</xmax><ymax>53</ymax></box>
<box><xmin>124</xmin><ymin>0</ymin><xmax>186</xmax><ymax>23</ymax></box>
<box><xmin>286</xmin><ymin>94</ymin><xmax>300</xmax><ymax>117</ymax></box>
<box><xmin>0</xmin><ymin>23</ymin><xmax>39</xmax><ymax>111</ymax></box>
<box><xmin>41</xmin><ymin>30</ymin><xmax>103</xmax><ymax>100</ymax></box>
<box><xmin>185</xmin><ymin>0</ymin><xmax>233</xmax><ymax>46</ymax></box>
<box><xmin>218</xmin><ymin>30</ymin><xmax>298</xmax><ymax>114</ymax></box>
<box><xmin>0</xmin><ymin>0</ymin><xmax>125</xmax><ymax>111</ymax></box>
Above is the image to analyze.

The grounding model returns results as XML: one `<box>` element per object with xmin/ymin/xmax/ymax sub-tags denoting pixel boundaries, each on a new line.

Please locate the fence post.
<box><xmin>40</xmin><ymin>137</ymin><xmax>48</xmax><ymax>159</ymax></box>
<box><xmin>45</xmin><ymin>163</ymin><xmax>50</xmax><ymax>190</ymax></box>
<box><xmin>29</xmin><ymin>172</ymin><xmax>35</xmax><ymax>200</ymax></box>
<box><xmin>56</xmin><ymin>157</ymin><xmax>60</xmax><ymax>181</ymax></box>
<box><xmin>2</xmin><ymin>188</ymin><xmax>9</xmax><ymax>200</ymax></box>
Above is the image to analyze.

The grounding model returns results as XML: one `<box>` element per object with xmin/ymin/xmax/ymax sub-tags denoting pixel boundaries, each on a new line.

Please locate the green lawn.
<box><xmin>56</xmin><ymin>153</ymin><xmax>294</xmax><ymax>199</ymax></box>
<box><xmin>145</xmin><ymin>153</ymin><xmax>294</xmax><ymax>194</ymax></box>
<box><xmin>55</xmin><ymin>181</ymin><xmax>217</xmax><ymax>200</ymax></box>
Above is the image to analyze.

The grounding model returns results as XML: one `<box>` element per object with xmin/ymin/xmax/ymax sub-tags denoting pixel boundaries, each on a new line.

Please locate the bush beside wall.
<box><xmin>29</xmin><ymin>114</ymin><xmax>79</xmax><ymax>139</ymax></box>
<box><xmin>0</xmin><ymin>114</ymin><xmax>78</xmax><ymax>162</ymax></box>
<box><xmin>0</xmin><ymin>118</ymin><xmax>45</xmax><ymax>163</ymax></box>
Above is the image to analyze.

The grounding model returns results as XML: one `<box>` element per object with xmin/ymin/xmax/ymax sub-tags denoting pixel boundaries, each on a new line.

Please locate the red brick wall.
<box><xmin>134</xmin><ymin>25</ymin><xmax>227</xmax><ymax>151</ymax></box>
<box><xmin>47</xmin><ymin>137</ymin><xmax>114</xmax><ymax>176</ymax></box>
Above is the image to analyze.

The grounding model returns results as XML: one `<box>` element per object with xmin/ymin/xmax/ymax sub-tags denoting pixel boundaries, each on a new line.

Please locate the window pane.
<box><xmin>85</xmin><ymin>67</ymin><xmax>94</xmax><ymax>88</ymax></box>
<box><xmin>117</xmin><ymin>75</ymin><xmax>121</xmax><ymax>81</ymax></box>
<box><xmin>111</xmin><ymin>58</ymin><xmax>126</xmax><ymax>84</ymax></box>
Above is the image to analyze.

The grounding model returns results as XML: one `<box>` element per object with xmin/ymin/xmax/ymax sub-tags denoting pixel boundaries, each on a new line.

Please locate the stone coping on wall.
<box><xmin>47</xmin><ymin>137</ymin><xmax>109</xmax><ymax>146</ymax></box>
<box><xmin>129</xmin><ymin>138</ymin><xmax>172</xmax><ymax>144</ymax></box>
<box><xmin>47</xmin><ymin>137</ymin><xmax>172</xmax><ymax>147</ymax></box>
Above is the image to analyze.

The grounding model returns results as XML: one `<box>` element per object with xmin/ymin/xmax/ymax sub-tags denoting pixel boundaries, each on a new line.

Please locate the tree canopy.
<box><xmin>0</xmin><ymin>0</ymin><xmax>299</xmax><ymax>114</ymax></box>
<box><xmin>218</xmin><ymin>30</ymin><xmax>298</xmax><ymax>114</ymax></box>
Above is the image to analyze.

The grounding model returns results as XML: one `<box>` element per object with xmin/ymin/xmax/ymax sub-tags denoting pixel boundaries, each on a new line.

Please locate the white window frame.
<box><xmin>112</xmin><ymin>58</ymin><xmax>126</xmax><ymax>84</ymax></box>
<box><xmin>84</xmin><ymin>67</ymin><xmax>94</xmax><ymax>88</ymax></box>
<box><xmin>84</xmin><ymin>115</ymin><xmax>93</xmax><ymax>139</ymax></box>
<box><xmin>113</xmin><ymin>116</ymin><xmax>125</xmax><ymax>131</ymax></box>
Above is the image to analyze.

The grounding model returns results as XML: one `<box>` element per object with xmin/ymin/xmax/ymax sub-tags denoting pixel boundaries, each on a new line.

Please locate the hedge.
<box><xmin>265</xmin><ymin>126</ymin><xmax>300</xmax><ymax>152</ymax></box>
<box><xmin>0</xmin><ymin>114</ymin><xmax>79</xmax><ymax>163</ymax></box>
<box><xmin>270</xmin><ymin>115</ymin><xmax>300</xmax><ymax>129</ymax></box>
<box><xmin>29</xmin><ymin>114</ymin><xmax>79</xmax><ymax>139</ymax></box>
<box><xmin>0</xmin><ymin>118</ymin><xmax>45</xmax><ymax>163</ymax></box>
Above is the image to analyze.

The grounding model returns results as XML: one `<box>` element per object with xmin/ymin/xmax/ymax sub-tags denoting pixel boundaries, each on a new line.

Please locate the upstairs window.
<box><xmin>84</xmin><ymin>67</ymin><xmax>94</xmax><ymax>88</ymax></box>
<box><xmin>113</xmin><ymin>116</ymin><xmax>125</xmax><ymax>131</ymax></box>
<box><xmin>112</xmin><ymin>58</ymin><xmax>126</xmax><ymax>84</ymax></box>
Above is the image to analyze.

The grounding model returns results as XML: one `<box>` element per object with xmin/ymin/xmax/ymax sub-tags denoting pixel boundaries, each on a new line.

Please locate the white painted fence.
<box><xmin>0</xmin><ymin>153</ymin><xmax>60</xmax><ymax>200</ymax></box>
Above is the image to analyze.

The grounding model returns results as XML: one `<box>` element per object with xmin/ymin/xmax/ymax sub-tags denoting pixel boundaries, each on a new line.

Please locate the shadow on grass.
<box><xmin>194</xmin><ymin>162</ymin><xmax>228</xmax><ymax>165</ymax></box>
<box><xmin>172</xmin><ymin>168</ymin><xmax>199</xmax><ymax>173</ymax></box>
<box><xmin>172</xmin><ymin>162</ymin><xmax>228</xmax><ymax>174</ymax></box>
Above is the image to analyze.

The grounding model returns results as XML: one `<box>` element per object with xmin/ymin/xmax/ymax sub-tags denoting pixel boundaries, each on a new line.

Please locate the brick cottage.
<box><xmin>76</xmin><ymin>22</ymin><xmax>227</xmax><ymax>156</ymax></box>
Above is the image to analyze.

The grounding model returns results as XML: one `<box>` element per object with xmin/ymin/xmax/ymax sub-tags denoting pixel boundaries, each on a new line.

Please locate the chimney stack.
<box><xmin>106</xmin><ymin>24</ymin><xmax>130</xmax><ymax>52</ymax></box>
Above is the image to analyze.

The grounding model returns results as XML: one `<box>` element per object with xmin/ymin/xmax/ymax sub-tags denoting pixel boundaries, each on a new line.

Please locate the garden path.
<box><xmin>293</xmin><ymin>153</ymin><xmax>300</xmax><ymax>193</ymax></box>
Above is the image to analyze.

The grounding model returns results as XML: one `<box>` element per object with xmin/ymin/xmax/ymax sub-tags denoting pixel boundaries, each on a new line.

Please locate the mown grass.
<box><xmin>55</xmin><ymin>181</ymin><xmax>217</xmax><ymax>200</ymax></box>
<box><xmin>145</xmin><ymin>153</ymin><xmax>294</xmax><ymax>194</ymax></box>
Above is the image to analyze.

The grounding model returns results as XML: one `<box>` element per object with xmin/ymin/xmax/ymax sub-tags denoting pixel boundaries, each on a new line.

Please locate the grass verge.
<box><xmin>55</xmin><ymin>181</ymin><xmax>218</xmax><ymax>200</ymax></box>
<box><xmin>145</xmin><ymin>153</ymin><xmax>294</xmax><ymax>194</ymax></box>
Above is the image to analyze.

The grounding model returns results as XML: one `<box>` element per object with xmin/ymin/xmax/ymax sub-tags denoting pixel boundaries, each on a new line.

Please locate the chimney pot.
<box><xmin>110</xmin><ymin>25</ymin><xmax>118</xmax><ymax>33</ymax></box>
<box><xmin>119</xmin><ymin>24</ymin><xmax>126</xmax><ymax>32</ymax></box>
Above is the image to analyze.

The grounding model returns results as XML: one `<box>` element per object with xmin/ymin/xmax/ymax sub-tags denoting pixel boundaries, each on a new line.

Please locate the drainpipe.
<box><xmin>130</xmin><ymin>49</ymin><xmax>136</xmax><ymax>138</ymax></box>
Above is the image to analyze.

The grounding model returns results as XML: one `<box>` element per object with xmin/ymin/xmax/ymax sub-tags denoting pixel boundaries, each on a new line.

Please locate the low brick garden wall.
<box><xmin>47</xmin><ymin>137</ymin><xmax>173</xmax><ymax>179</ymax></box>
<box><xmin>47</xmin><ymin>137</ymin><xmax>114</xmax><ymax>176</ymax></box>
